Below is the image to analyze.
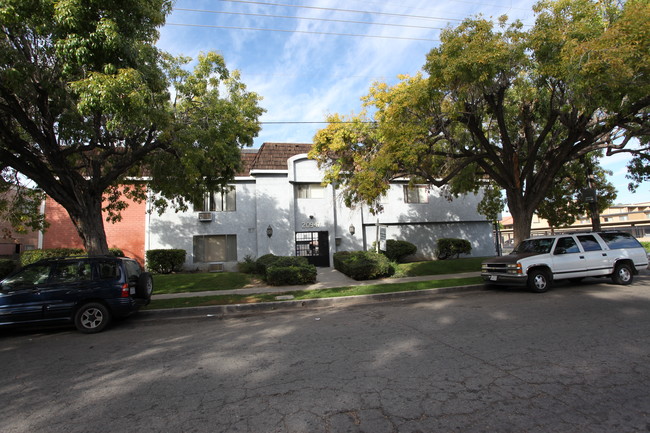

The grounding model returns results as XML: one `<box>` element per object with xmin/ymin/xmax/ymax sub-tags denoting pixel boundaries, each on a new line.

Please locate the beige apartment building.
<box><xmin>500</xmin><ymin>202</ymin><xmax>650</xmax><ymax>244</ymax></box>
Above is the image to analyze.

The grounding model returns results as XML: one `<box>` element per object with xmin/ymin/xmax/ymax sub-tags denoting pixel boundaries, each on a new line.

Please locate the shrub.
<box><xmin>266</xmin><ymin>264</ymin><xmax>317</xmax><ymax>286</ymax></box>
<box><xmin>255</xmin><ymin>253</ymin><xmax>280</xmax><ymax>274</ymax></box>
<box><xmin>642</xmin><ymin>241</ymin><xmax>650</xmax><ymax>253</ymax></box>
<box><xmin>238</xmin><ymin>255</ymin><xmax>258</xmax><ymax>274</ymax></box>
<box><xmin>109</xmin><ymin>248</ymin><xmax>125</xmax><ymax>257</ymax></box>
<box><xmin>333</xmin><ymin>251</ymin><xmax>394</xmax><ymax>280</ymax></box>
<box><xmin>21</xmin><ymin>248</ymin><xmax>85</xmax><ymax>266</ymax></box>
<box><xmin>146</xmin><ymin>249</ymin><xmax>186</xmax><ymax>274</ymax></box>
<box><xmin>436</xmin><ymin>238</ymin><xmax>472</xmax><ymax>260</ymax></box>
<box><xmin>382</xmin><ymin>240</ymin><xmax>417</xmax><ymax>263</ymax></box>
<box><xmin>0</xmin><ymin>259</ymin><xmax>17</xmax><ymax>279</ymax></box>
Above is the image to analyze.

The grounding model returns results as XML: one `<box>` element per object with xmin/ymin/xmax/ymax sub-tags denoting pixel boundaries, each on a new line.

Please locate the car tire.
<box><xmin>611</xmin><ymin>263</ymin><xmax>633</xmax><ymax>285</ymax></box>
<box><xmin>74</xmin><ymin>302</ymin><xmax>111</xmax><ymax>334</ymax></box>
<box><xmin>136</xmin><ymin>272</ymin><xmax>153</xmax><ymax>299</ymax></box>
<box><xmin>527</xmin><ymin>269</ymin><xmax>551</xmax><ymax>293</ymax></box>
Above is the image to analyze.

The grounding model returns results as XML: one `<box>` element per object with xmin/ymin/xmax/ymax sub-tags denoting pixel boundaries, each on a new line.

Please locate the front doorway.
<box><xmin>295</xmin><ymin>231</ymin><xmax>330</xmax><ymax>267</ymax></box>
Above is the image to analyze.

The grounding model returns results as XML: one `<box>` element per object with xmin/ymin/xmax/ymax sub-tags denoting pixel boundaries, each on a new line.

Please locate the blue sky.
<box><xmin>157</xmin><ymin>0</ymin><xmax>648</xmax><ymax>205</ymax></box>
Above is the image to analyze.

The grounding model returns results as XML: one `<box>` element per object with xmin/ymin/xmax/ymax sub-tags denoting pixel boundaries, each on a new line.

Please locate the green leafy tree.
<box><xmin>0</xmin><ymin>0</ymin><xmax>264</xmax><ymax>254</ymax></box>
<box><xmin>535</xmin><ymin>157</ymin><xmax>617</xmax><ymax>230</ymax></box>
<box><xmin>312</xmin><ymin>0</ymin><xmax>649</xmax><ymax>244</ymax></box>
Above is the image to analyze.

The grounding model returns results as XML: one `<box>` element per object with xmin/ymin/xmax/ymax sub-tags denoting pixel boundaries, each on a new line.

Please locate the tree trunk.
<box><xmin>63</xmin><ymin>192</ymin><xmax>110</xmax><ymax>256</ymax></box>
<box><xmin>506</xmin><ymin>192</ymin><xmax>535</xmax><ymax>245</ymax></box>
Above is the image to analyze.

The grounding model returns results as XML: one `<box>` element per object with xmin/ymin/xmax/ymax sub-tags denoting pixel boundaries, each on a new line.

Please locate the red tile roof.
<box><xmin>243</xmin><ymin>142</ymin><xmax>313</xmax><ymax>173</ymax></box>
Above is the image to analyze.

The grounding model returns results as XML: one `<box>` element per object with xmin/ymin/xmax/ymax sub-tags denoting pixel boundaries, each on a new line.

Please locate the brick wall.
<box><xmin>43</xmin><ymin>190</ymin><xmax>146</xmax><ymax>265</ymax></box>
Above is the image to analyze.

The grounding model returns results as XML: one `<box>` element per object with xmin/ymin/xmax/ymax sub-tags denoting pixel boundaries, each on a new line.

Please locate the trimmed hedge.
<box><xmin>333</xmin><ymin>251</ymin><xmax>394</xmax><ymax>280</ymax></box>
<box><xmin>266</xmin><ymin>264</ymin><xmax>317</xmax><ymax>286</ymax></box>
<box><xmin>382</xmin><ymin>240</ymin><xmax>417</xmax><ymax>263</ymax></box>
<box><xmin>146</xmin><ymin>249</ymin><xmax>186</xmax><ymax>274</ymax></box>
<box><xmin>21</xmin><ymin>248</ymin><xmax>85</xmax><ymax>266</ymax></box>
<box><xmin>436</xmin><ymin>238</ymin><xmax>472</xmax><ymax>260</ymax></box>
<box><xmin>0</xmin><ymin>259</ymin><xmax>17</xmax><ymax>279</ymax></box>
<box><xmin>253</xmin><ymin>254</ymin><xmax>317</xmax><ymax>285</ymax></box>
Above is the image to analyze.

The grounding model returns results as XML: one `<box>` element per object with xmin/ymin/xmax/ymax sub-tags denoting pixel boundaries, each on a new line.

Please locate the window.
<box><xmin>577</xmin><ymin>235</ymin><xmax>602</xmax><ymax>252</ymax></box>
<box><xmin>295</xmin><ymin>184</ymin><xmax>324</xmax><ymax>199</ymax></box>
<box><xmin>51</xmin><ymin>260</ymin><xmax>92</xmax><ymax>283</ymax></box>
<box><xmin>193</xmin><ymin>235</ymin><xmax>237</xmax><ymax>262</ymax></box>
<box><xmin>554</xmin><ymin>237</ymin><xmax>580</xmax><ymax>254</ymax></box>
<box><xmin>598</xmin><ymin>232</ymin><xmax>643</xmax><ymax>249</ymax></box>
<box><xmin>194</xmin><ymin>187</ymin><xmax>236</xmax><ymax>212</ymax></box>
<box><xmin>404</xmin><ymin>185</ymin><xmax>429</xmax><ymax>204</ymax></box>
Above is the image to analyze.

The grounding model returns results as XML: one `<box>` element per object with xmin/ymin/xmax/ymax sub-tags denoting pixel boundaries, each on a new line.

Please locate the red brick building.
<box><xmin>42</xmin><ymin>192</ymin><xmax>147</xmax><ymax>265</ymax></box>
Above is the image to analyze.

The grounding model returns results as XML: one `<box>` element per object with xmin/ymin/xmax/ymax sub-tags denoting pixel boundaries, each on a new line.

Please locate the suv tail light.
<box><xmin>121</xmin><ymin>283</ymin><xmax>130</xmax><ymax>298</ymax></box>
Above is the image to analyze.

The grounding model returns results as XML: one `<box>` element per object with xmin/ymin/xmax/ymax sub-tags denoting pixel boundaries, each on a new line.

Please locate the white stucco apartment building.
<box><xmin>146</xmin><ymin>142</ymin><xmax>495</xmax><ymax>271</ymax></box>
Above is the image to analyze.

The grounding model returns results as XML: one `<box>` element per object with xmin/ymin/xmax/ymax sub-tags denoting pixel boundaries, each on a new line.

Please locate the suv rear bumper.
<box><xmin>482</xmin><ymin>273</ymin><xmax>528</xmax><ymax>286</ymax></box>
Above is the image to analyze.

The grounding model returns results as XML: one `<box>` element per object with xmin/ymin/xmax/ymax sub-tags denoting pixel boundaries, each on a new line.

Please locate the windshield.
<box><xmin>512</xmin><ymin>238</ymin><xmax>555</xmax><ymax>255</ymax></box>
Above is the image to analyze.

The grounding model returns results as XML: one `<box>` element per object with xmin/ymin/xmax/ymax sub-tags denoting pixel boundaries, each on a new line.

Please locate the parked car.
<box><xmin>0</xmin><ymin>256</ymin><xmax>153</xmax><ymax>333</ymax></box>
<box><xmin>481</xmin><ymin>231</ymin><xmax>649</xmax><ymax>292</ymax></box>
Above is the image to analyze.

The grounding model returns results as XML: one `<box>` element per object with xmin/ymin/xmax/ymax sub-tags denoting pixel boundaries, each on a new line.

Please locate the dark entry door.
<box><xmin>295</xmin><ymin>231</ymin><xmax>330</xmax><ymax>267</ymax></box>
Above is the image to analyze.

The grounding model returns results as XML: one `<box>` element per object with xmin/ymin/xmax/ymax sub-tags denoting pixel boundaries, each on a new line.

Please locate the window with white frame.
<box><xmin>193</xmin><ymin>235</ymin><xmax>237</xmax><ymax>262</ymax></box>
<box><xmin>194</xmin><ymin>187</ymin><xmax>236</xmax><ymax>212</ymax></box>
<box><xmin>295</xmin><ymin>183</ymin><xmax>325</xmax><ymax>199</ymax></box>
<box><xmin>403</xmin><ymin>185</ymin><xmax>429</xmax><ymax>204</ymax></box>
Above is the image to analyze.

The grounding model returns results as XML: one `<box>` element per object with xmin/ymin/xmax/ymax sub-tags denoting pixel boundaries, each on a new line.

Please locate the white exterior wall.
<box><xmin>146</xmin><ymin>154</ymin><xmax>495</xmax><ymax>270</ymax></box>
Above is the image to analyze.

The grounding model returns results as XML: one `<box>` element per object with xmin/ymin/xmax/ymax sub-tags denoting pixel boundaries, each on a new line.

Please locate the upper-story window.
<box><xmin>404</xmin><ymin>185</ymin><xmax>429</xmax><ymax>204</ymax></box>
<box><xmin>296</xmin><ymin>184</ymin><xmax>325</xmax><ymax>199</ymax></box>
<box><xmin>194</xmin><ymin>187</ymin><xmax>236</xmax><ymax>212</ymax></box>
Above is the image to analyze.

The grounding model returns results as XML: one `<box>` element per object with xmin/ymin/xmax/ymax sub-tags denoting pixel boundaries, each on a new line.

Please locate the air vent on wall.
<box><xmin>198</xmin><ymin>212</ymin><xmax>213</xmax><ymax>222</ymax></box>
<box><xmin>208</xmin><ymin>262</ymin><xmax>224</xmax><ymax>272</ymax></box>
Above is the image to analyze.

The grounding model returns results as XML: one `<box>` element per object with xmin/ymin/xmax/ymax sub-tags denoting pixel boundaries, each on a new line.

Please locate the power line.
<box><xmin>214</xmin><ymin>0</ymin><xmax>464</xmax><ymax>23</ymax></box>
<box><xmin>166</xmin><ymin>22</ymin><xmax>439</xmax><ymax>42</ymax></box>
<box><xmin>173</xmin><ymin>8</ymin><xmax>446</xmax><ymax>31</ymax></box>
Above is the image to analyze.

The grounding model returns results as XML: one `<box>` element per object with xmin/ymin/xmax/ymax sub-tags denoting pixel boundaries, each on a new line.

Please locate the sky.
<box><xmin>156</xmin><ymin>0</ymin><xmax>649</xmax><ymax>206</ymax></box>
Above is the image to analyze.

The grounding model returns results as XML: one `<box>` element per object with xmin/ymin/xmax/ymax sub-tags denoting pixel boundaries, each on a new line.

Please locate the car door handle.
<box><xmin>579</xmin><ymin>256</ymin><xmax>585</xmax><ymax>259</ymax></box>
<box><xmin>602</xmin><ymin>253</ymin><xmax>607</xmax><ymax>256</ymax></box>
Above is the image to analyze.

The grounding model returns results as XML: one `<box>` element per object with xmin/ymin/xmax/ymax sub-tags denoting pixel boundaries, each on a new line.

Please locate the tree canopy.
<box><xmin>311</xmin><ymin>0</ymin><xmax>649</xmax><ymax>243</ymax></box>
<box><xmin>0</xmin><ymin>0</ymin><xmax>264</xmax><ymax>254</ymax></box>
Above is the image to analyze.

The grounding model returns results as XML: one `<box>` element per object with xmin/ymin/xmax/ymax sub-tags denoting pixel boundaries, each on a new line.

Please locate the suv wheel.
<box><xmin>528</xmin><ymin>269</ymin><xmax>551</xmax><ymax>293</ymax></box>
<box><xmin>75</xmin><ymin>302</ymin><xmax>111</xmax><ymax>334</ymax></box>
<box><xmin>136</xmin><ymin>272</ymin><xmax>153</xmax><ymax>299</ymax></box>
<box><xmin>612</xmin><ymin>263</ymin><xmax>633</xmax><ymax>285</ymax></box>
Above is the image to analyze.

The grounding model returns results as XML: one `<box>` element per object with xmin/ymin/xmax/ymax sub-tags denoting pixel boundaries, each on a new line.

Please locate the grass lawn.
<box><xmin>144</xmin><ymin>276</ymin><xmax>483</xmax><ymax>310</ymax></box>
<box><xmin>152</xmin><ymin>272</ymin><xmax>253</xmax><ymax>294</ymax></box>
<box><xmin>394</xmin><ymin>257</ymin><xmax>484</xmax><ymax>277</ymax></box>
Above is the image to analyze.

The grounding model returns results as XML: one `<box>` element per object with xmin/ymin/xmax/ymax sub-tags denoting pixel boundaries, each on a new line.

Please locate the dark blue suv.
<box><xmin>0</xmin><ymin>256</ymin><xmax>153</xmax><ymax>333</ymax></box>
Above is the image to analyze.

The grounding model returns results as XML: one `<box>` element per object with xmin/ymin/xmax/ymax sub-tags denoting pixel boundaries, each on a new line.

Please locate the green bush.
<box><xmin>20</xmin><ymin>248</ymin><xmax>85</xmax><ymax>266</ymax></box>
<box><xmin>255</xmin><ymin>253</ymin><xmax>280</xmax><ymax>274</ymax></box>
<box><xmin>382</xmin><ymin>240</ymin><xmax>417</xmax><ymax>263</ymax></box>
<box><xmin>146</xmin><ymin>249</ymin><xmax>186</xmax><ymax>274</ymax></box>
<box><xmin>334</xmin><ymin>251</ymin><xmax>394</xmax><ymax>280</ymax></box>
<box><xmin>266</xmin><ymin>264</ymin><xmax>317</xmax><ymax>286</ymax></box>
<box><xmin>0</xmin><ymin>259</ymin><xmax>17</xmax><ymax>279</ymax></box>
<box><xmin>641</xmin><ymin>241</ymin><xmax>650</xmax><ymax>252</ymax></box>
<box><xmin>436</xmin><ymin>238</ymin><xmax>472</xmax><ymax>260</ymax></box>
<box><xmin>238</xmin><ymin>255</ymin><xmax>258</xmax><ymax>274</ymax></box>
<box><xmin>109</xmin><ymin>248</ymin><xmax>125</xmax><ymax>257</ymax></box>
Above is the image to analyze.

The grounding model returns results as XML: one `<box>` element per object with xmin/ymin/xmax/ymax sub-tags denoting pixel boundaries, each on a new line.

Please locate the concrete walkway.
<box><xmin>152</xmin><ymin>267</ymin><xmax>482</xmax><ymax>300</ymax></box>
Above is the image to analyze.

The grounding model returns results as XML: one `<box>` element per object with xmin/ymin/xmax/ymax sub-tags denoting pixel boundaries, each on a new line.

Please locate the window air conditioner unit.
<box><xmin>198</xmin><ymin>212</ymin><xmax>213</xmax><ymax>222</ymax></box>
<box><xmin>208</xmin><ymin>262</ymin><xmax>224</xmax><ymax>272</ymax></box>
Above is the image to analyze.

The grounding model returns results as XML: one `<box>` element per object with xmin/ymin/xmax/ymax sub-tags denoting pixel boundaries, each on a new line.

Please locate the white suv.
<box><xmin>482</xmin><ymin>231</ymin><xmax>649</xmax><ymax>292</ymax></box>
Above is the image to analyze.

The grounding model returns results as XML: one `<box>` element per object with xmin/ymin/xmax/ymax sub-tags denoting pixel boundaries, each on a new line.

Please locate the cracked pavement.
<box><xmin>1</xmin><ymin>278</ymin><xmax>649</xmax><ymax>432</ymax></box>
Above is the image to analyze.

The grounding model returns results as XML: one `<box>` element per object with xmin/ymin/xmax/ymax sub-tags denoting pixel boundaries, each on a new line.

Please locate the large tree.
<box><xmin>0</xmin><ymin>0</ymin><xmax>264</xmax><ymax>254</ymax></box>
<box><xmin>311</xmin><ymin>0</ymin><xmax>649</xmax><ymax>244</ymax></box>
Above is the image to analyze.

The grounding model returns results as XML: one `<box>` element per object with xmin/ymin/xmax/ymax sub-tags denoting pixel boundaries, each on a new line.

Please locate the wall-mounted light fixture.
<box><xmin>266</xmin><ymin>225</ymin><xmax>273</xmax><ymax>238</ymax></box>
<box><xmin>349</xmin><ymin>224</ymin><xmax>356</xmax><ymax>235</ymax></box>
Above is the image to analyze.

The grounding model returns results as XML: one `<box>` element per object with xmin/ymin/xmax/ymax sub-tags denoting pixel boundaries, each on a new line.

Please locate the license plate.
<box><xmin>489</xmin><ymin>275</ymin><xmax>498</xmax><ymax>281</ymax></box>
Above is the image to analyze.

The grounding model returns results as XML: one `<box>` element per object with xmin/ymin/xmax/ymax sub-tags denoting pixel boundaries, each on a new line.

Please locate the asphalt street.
<box><xmin>1</xmin><ymin>277</ymin><xmax>649</xmax><ymax>433</ymax></box>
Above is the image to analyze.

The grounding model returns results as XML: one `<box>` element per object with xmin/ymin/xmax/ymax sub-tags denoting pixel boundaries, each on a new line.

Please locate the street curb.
<box><xmin>137</xmin><ymin>283</ymin><xmax>487</xmax><ymax>321</ymax></box>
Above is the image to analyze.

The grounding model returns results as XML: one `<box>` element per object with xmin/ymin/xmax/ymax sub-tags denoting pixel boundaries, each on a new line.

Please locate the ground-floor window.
<box><xmin>193</xmin><ymin>234</ymin><xmax>237</xmax><ymax>262</ymax></box>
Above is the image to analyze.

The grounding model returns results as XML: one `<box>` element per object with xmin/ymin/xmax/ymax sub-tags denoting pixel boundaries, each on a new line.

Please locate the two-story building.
<box><xmin>146</xmin><ymin>142</ymin><xmax>494</xmax><ymax>271</ymax></box>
